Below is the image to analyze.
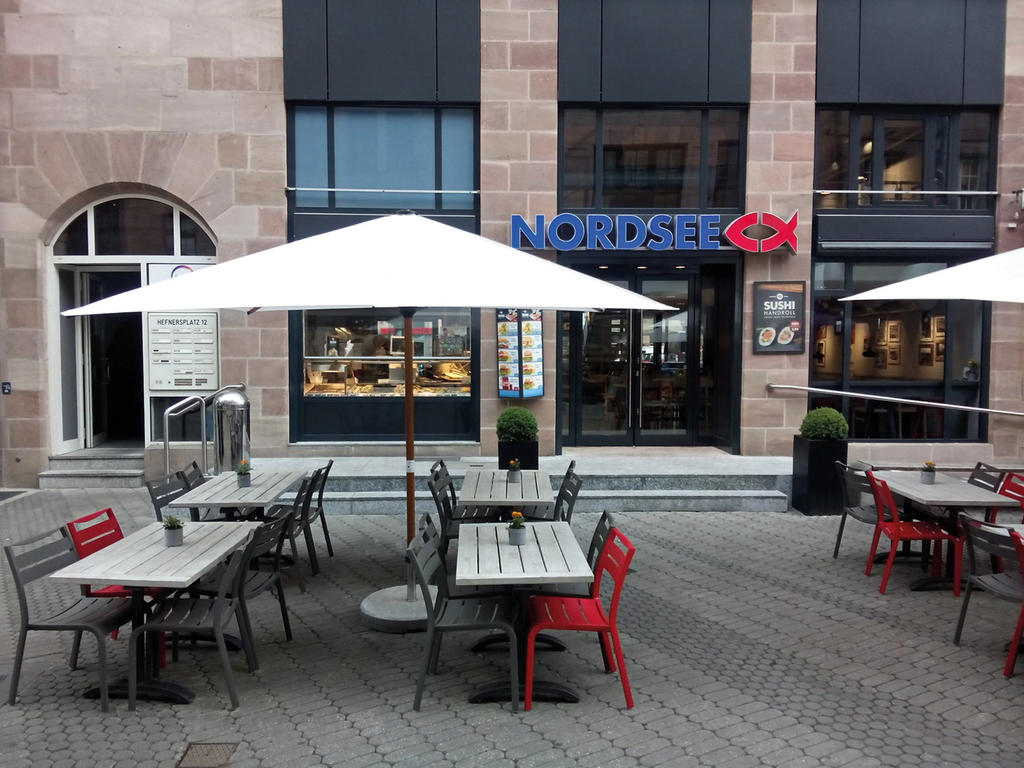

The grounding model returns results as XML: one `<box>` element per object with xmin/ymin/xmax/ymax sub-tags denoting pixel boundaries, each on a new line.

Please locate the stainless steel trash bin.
<box><xmin>211</xmin><ymin>388</ymin><xmax>250</xmax><ymax>475</ymax></box>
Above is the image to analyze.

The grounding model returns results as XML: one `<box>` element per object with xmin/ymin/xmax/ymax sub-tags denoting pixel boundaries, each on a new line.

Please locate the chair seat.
<box><xmin>529</xmin><ymin>595</ymin><xmax>610</xmax><ymax>632</ymax></box>
<box><xmin>436</xmin><ymin>596</ymin><xmax>517</xmax><ymax>631</ymax></box>
<box><xmin>971</xmin><ymin>572</ymin><xmax>1024</xmax><ymax>602</ymax></box>
<box><xmin>30</xmin><ymin>596</ymin><xmax>132</xmax><ymax>634</ymax></box>
<box><xmin>882</xmin><ymin>519</ymin><xmax>955</xmax><ymax>540</ymax></box>
<box><xmin>195</xmin><ymin>570</ymin><xmax>279</xmax><ymax>600</ymax></box>
<box><xmin>143</xmin><ymin>595</ymin><xmax>238</xmax><ymax>634</ymax></box>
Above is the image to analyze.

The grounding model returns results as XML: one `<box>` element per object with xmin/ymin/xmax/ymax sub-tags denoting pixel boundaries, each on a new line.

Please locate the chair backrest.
<box><xmin>551</xmin><ymin>468</ymin><xmax>583</xmax><ymax>523</ymax></box>
<box><xmin>590</xmin><ymin>527</ymin><xmax>636</xmax><ymax>626</ymax></box>
<box><xmin>145</xmin><ymin>472</ymin><xmax>189</xmax><ymax>522</ymax></box>
<box><xmin>426</xmin><ymin>470</ymin><xmax>457</xmax><ymax>527</ymax></box>
<box><xmin>3</xmin><ymin>528</ymin><xmax>80</xmax><ymax>624</ymax></box>
<box><xmin>998</xmin><ymin>471</ymin><xmax>1024</xmax><ymax>504</ymax></box>
<box><xmin>208</xmin><ymin>545</ymin><xmax>252</xmax><ymax>624</ymax></box>
<box><xmin>958</xmin><ymin>512</ymin><xmax>1024</xmax><ymax>580</ymax></box>
<box><xmin>585</xmin><ymin>511</ymin><xmax>615</xmax><ymax>569</ymax></box>
<box><xmin>283</xmin><ymin>476</ymin><xmax>314</xmax><ymax>536</ymax></box>
<box><xmin>968</xmin><ymin>461</ymin><xmax>1006</xmax><ymax>493</ymax></box>
<box><xmin>314</xmin><ymin>459</ymin><xmax>334</xmax><ymax>511</ymax></box>
<box><xmin>294</xmin><ymin>468</ymin><xmax>323</xmax><ymax>530</ymax></box>
<box><xmin>251</xmin><ymin>509</ymin><xmax>293</xmax><ymax>563</ymax></box>
<box><xmin>835</xmin><ymin>460</ymin><xmax>877</xmax><ymax>514</ymax></box>
<box><xmin>176</xmin><ymin>460</ymin><xmax>207</xmax><ymax>490</ymax></box>
<box><xmin>865</xmin><ymin>471</ymin><xmax>899</xmax><ymax>526</ymax></box>
<box><xmin>66</xmin><ymin>508</ymin><xmax>124</xmax><ymax>559</ymax></box>
<box><xmin>407</xmin><ymin>530</ymin><xmax>448</xmax><ymax>621</ymax></box>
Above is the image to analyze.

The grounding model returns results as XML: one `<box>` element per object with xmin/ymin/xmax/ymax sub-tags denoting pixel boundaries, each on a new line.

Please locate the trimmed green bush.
<box><xmin>798</xmin><ymin>407</ymin><xmax>849</xmax><ymax>440</ymax></box>
<box><xmin>496</xmin><ymin>406</ymin><xmax>538</xmax><ymax>442</ymax></box>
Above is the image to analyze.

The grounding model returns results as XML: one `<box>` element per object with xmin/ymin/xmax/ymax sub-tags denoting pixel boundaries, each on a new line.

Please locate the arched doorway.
<box><xmin>49</xmin><ymin>196</ymin><xmax>216</xmax><ymax>453</ymax></box>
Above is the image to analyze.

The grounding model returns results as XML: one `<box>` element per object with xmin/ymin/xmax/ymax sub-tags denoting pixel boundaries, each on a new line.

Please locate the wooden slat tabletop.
<box><xmin>166</xmin><ymin>470</ymin><xmax>305</xmax><ymax>511</ymax></box>
<box><xmin>873</xmin><ymin>470</ymin><xmax>1021</xmax><ymax>508</ymax></box>
<box><xmin>458</xmin><ymin>468</ymin><xmax>553</xmax><ymax>507</ymax></box>
<box><xmin>50</xmin><ymin>521</ymin><xmax>261</xmax><ymax>589</ymax></box>
<box><xmin>456</xmin><ymin>521</ymin><xmax>592</xmax><ymax>586</ymax></box>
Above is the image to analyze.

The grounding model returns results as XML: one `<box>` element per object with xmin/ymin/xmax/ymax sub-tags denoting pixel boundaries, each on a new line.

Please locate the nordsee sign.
<box><xmin>510</xmin><ymin>212</ymin><xmax>798</xmax><ymax>253</ymax></box>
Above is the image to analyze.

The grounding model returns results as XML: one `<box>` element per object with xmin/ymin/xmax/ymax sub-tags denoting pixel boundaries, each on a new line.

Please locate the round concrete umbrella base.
<box><xmin>359</xmin><ymin>584</ymin><xmax>436</xmax><ymax>633</ymax></box>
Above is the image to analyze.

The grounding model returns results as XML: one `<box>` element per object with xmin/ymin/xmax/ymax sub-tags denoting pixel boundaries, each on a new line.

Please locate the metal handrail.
<box><xmin>766</xmin><ymin>383</ymin><xmax>1024</xmax><ymax>419</ymax></box>
<box><xmin>162</xmin><ymin>383</ymin><xmax>246</xmax><ymax>476</ymax></box>
<box><xmin>814</xmin><ymin>189</ymin><xmax>999</xmax><ymax>197</ymax></box>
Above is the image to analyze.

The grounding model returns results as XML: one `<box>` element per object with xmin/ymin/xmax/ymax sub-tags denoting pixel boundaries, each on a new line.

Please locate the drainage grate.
<box><xmin>178</xmin><ymin>743</ymin><xmax>238</xmax><ymax>768</ymax></box>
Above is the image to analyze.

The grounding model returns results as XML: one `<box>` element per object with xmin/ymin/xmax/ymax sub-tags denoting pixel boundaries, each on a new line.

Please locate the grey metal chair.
<box><xmin>408</xmin><ymin>530</ymin><xmax>519</xmax><ymax>711</ymax></box>
<box><xmin>266</xmin><ymin>475</ymin><xmax>315</xmax><ymax>592</ymax></box>
<box><xmin>4</xmin><ymin>528</ymin><xmax>133</xmax><ymax>712</ymax></box>
<box><xmin>954</xmin><ymin>512</ymin><xmax>1024</xmax><ymax>677</ymax></box>
<box><xmin>309</xmin><ymin>459</ymin><xmax>336</xmax><ymax>559</ymax></box>
<box><xmin>549</xmin><ymin>465</ymin><xmax>583</xmax><ymax>523</ymax></box>
<box><xmin>426</xmin><ymin>460</ymin><xmax>502</xmax><ymax>555</ymax></box>
<box><xmin>129</xmin><ymin>543</ymin><xmax>253</xmax><ymax>710</ymax></box>
<box><xmin>967</xmin><ymin>461</ymin><xmax>1007</xmax><ymax>494</ymax></box>
<box><xmin>832</xmin><ymin>460</ymin><xmax>877</xmax><ymax>559</ymax></box>
<box><xmin>145</xmin><ymin>472</ymin><xmax>190</xmax><ymax>522</ymax></box>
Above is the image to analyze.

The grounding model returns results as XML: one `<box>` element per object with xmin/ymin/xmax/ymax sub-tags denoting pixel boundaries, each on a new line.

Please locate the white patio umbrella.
<box><xmin>65</xmin><ymin>212</ymin><xmax>671</xmax><ymax>551</ymax></box>
<box><xmin>840</xmin><ymin>247</ymin><xmax>1024</xmax><ymax>304</ymax></box>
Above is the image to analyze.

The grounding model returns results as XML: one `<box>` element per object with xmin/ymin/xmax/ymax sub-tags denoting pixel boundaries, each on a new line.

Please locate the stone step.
<box><xmin>38</xmin><ymin>469</ymin><xmax>147</xmax><ymax>489</ymax></box>
<box><xmin>46</xmin><ymin>453</ymin><xmax>145</xmax><ymax>471</ymax></box>
<box><xmin>321</xmin><ymin>473</ymin><xmax>788</xmax><ymax>493</ymax></box>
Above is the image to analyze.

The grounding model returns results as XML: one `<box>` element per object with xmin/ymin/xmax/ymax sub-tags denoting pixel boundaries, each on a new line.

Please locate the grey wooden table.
<box><xmin>458</xmin><ymin>468</ymin><xmax>553</xmax><ymax>509</ymax></box>
<box><xmin>166</xmin><ymin>469</ymin><xmax>305</xmax><ymax>519</ymax></box>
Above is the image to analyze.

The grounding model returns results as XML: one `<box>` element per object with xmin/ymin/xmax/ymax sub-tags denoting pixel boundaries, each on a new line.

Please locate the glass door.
<box><xmin>579</xmin><ymin>296</ymin><xmax>632</xmax><ymax>443</ymax></box>
<box><xmin>637</xmin><ymin>279</ymin><xmax>690</xmax><ymax>442</ymax></box>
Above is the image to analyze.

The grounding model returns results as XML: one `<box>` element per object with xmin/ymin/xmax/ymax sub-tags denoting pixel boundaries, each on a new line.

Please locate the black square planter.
<box><xmin>791</xmin><ymin>436</ymin><xmax>848</xmax><ymax>515</ymax></box>
<box><xmin>497</xmin><ymin>440</ymin><xmax>538</xmax><ymax>470</ymax></box>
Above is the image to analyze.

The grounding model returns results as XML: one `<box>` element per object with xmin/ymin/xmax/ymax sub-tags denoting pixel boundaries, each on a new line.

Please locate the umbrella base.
<box><xmin>359</xmin><ymin>584</ymin><xmax>436</xmax><ymax>633</ymax></box>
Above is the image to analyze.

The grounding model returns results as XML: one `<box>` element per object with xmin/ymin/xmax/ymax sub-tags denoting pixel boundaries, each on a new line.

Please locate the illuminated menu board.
<box><xmin>497</xmin><ymin>309</ymin><xmax>543</xmax><ymax>399</ymax></box>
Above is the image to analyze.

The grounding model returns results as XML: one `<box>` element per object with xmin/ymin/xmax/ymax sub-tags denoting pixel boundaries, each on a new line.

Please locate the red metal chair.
<box><xmin>865</xmin><ymin>472</ymin><xmax>963</xmax><ymax>596</ymax></box>
<box><xmin>524</xmin><ymin>527</ymin><xmax>636</xmax><ymax>710</ymax></box>
<box><xmin>992</xmin><ymin>471</ymin><xmax>1024</xmax><ymax>524</ymax></box>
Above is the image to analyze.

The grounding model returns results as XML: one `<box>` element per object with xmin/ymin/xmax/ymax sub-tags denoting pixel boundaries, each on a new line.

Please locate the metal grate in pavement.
<box><xmin>177</xmin><ymin>743</ymin><xmax>238</xmax><ymax>768</ymax></box>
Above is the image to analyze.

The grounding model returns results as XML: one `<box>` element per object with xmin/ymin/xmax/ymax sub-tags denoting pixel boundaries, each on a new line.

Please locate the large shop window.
<box><xmin>561</xmin><ymin>108</ymin><xmax>744</xmax><ymax>210</ymax></box>
<box><xmin>815</xmin><ymin>109</ymin><xmax>995</xmax><ymax>210</ymax></box>
<box><xmin>303</xmin><ymin>308</ymin><xmax>472</xmax><ymax>398</ymax></box>
<box><xmin>292</xmin><ymin>106</ymin><xmax>476</xmax><ymax>212</ymax></box>
<box><xmin>811</xmin><ymin>261</ymin><xmax>985</xmax><ymax>441</ymax></box>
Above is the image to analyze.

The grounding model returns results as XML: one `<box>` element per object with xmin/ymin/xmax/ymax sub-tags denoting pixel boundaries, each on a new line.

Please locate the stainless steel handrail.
<box><xmin>813</xmin><ymin>189</ymin><xmax>999</xmax><ymax>197</ymax></box>
<box><xmin>162</xmin><ymin>383</ymin><xmax>246</xmax><ymax>476</ymax></box>
<box><xmin>766</xmin><ymin>383</ymin><xmax>1024</xmax><ymax>419</ymax></box>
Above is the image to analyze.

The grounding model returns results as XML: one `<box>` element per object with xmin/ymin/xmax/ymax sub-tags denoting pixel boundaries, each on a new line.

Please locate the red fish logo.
<box><xmin>723</xmin><ymin>211</ymin><xmax>798</xmax><ymax>253</ymax></box>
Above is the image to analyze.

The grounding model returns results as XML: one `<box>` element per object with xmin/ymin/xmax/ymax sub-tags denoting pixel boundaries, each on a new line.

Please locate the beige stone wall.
<box><xmin>0</xmin><ymin>2</ymin><xmax>287</xmax><ymax>486</ymax></box>
<box><xmin>741</xmin><ymin>0</ymin><xmax>816</xmax><ymax>456</ymax></box>
<box><xmin>479</xmin><ymin>0</ymin><xmax>558</xmax><ymax>457</ymax></box>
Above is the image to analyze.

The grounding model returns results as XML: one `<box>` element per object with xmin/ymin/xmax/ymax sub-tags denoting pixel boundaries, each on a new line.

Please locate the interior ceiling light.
<box><xmin>675</xmin><ymin>265</ymin><xmax>686</xmax><ymax>269</ymax></box>
<box><xmin>636</xmin><ymin>265</ymin><xmax>647</xmax><ymax>270</ymax></box>
<box><xmin>598</xmin><ymin>265</ymin><xmax>609</xmax><ymax>269</ymax></box>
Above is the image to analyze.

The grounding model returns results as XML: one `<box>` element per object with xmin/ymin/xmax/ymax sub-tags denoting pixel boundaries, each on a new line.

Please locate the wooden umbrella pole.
<box><xmin>403</xmin><ymin>309</ymin><xmax>416</xmax><ymax>545</ymax></box>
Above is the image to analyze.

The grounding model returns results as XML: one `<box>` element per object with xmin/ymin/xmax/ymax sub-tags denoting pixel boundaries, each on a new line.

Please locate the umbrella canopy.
<box><xmin>64</xmin><ymin>213</ymin><xmax>673</xmax><ymax>316</ymax></box>
<box><xmin>63</xmin><ymin>213</ymin><xmax>672</xmax><ymax>545</ymax></box>
<box><xmin>840</xmin><ymin>247</ymin><xmax>1024</xmax><ymax>304</ymax></box>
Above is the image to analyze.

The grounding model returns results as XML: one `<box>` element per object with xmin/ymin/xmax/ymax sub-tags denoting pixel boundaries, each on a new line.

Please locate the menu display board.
<box><xmin>148</xmin><ymin>313</ymin><xmax>219</xmax><ymax>391</ymax></box>
<box><xmin>497</xmin><ymin>309</ymin><xmax>543</xmax><ymax>398</ymax></box>
<box><xmin>752</xmin><ymin>282</ymin><xmax>805</xmax><ymax>355</ymax></box>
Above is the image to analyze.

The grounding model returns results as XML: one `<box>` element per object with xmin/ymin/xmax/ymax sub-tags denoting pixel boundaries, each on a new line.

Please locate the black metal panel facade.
<box><xmin>816</xmin><ymin>0</ymin><xmax>860</xmax><ymax>103</ymax></box>
<box><xmin>437</xmin><ymin>0</ymin><xmax>480</xmax><ymax>102</ymax></box>
<box><xmin>601</xmin><ymin>0</ymin><xmax>708</xmax><ymax>102</ymax></box>
<box><xmin>297</xmin><ymin>397</ymin><xmax>475</xmax><ymax>441</ymax></box>
<box><xmin>558</xmin><ymin>0</ymin><xmax>602</xmax><ymax>101</ymax></box>
<box><xmin>283</xmin><ymin>0</ymin><xmax>329</xmax><ymax>100</ymax></box>
<box><xmin>708</xmin><ymin>0</ymin><xmax>751</xmax><ymax>103</ymax></box>
<box><xmin>859</xmin><ymin>0</ymin><xmax>965</xmax><ymax>104</ymax></box>
<box><xmin>327</xmin><ymin>0</ymin><xmax>437</xmax><ymax>101</ymax></box>
<box><xmin>964</xmin><ymin>0</ymin><xmax>1007</xmax><ymax>105</ymax></box>
<box><xmin>815</xmin><ymin>212</ymin><xmax>995</xmax><ymax>247</ymax></box>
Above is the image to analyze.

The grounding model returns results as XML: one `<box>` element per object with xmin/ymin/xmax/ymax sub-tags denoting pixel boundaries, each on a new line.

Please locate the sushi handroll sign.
<box><xmin>753</xmin><ymin>282</ymin><xmax>805</xmax><ymax>355</ymax></box>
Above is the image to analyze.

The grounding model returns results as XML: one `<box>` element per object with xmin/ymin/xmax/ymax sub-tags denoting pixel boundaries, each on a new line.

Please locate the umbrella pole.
<box><xmin>403</xmin><ymin>309</ymin><xmax>417</xmax><ymax>604</ymax></box>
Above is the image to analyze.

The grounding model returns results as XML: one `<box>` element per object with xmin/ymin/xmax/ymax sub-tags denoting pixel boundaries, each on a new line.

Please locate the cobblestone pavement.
<box><xmin>1</xmin><ymin>489</ymin><xmax>1022</xmax><ymax>767</ymax></box>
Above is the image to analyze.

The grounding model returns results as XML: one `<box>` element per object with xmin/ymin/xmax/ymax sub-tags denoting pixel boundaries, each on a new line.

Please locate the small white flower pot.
<box><xmin>920</xmin><ymin>472</ymin><xmax>936</xmax><ymax>485</ymax></box>
<box><xmin>237</xmin><ymin>474</ymin><xmax>251</xmax><ymax>487</ymax></box>
<box><xmin>508</xmin><ymin>470</ymin><xmax>521</xmax><ymax>483</ymax></box>
<box><xmin>164</xmin><ymin>527</ymin><xmax>183</xmax><ymax>547</ymax></box>
<box><xmin>508</xmin><ymin>527</ymin><xmax>527</xmax><ymax>546</ymax></box>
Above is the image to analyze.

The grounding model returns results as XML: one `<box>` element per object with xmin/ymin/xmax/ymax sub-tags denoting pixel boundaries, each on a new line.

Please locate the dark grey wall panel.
<box><xmin>327</xmin><ymin>0</ymin><xmax>436</xmax><ymax>101</ymax></box>
<box><xmin>437</xmin><ymin>0</ymin><xmax>480</xmax><ymax>102</ymax></box>
<box><xmin>708</xmin><ymin>0</ymin><xmax>751</xmax><ymax>102</ymax></box>
<box><xmin>859</xmin><ymin>0</ymin><xmax>965</xmax><ymax>104</ymax></box>
<box><xmin>964</xmin><ymin>0</ymin><xmax>1006</xmax><ymax>105</ymax></box>
<box><xmin>558</xmin><ymin>0</ymin><xmax>602</xmax><ymax>101</ymax></box>
<box><xmin>816</xmin><ymin>0</ymin><xmax>861</xmax><ymax>103</ymax></box>
<box><xmin>815</xmin><ymin>212</ymin><xmax>995</xmax><ymax>246</ymax></box>
<box><xmin>602</xmin><ymin>0</ymin><xmax>708</xmax><ymax>102</ymax></box>
<box><xmin>283</xmin><ymin>0</ymin><xmax>329</xmax><ymax>100</ymax></box>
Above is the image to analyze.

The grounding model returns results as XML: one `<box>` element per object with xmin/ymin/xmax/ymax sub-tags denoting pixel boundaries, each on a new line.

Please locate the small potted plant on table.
<box><xmin>236</xmin><ymin>459</ymin><xmax>252</xmax><ymax>487</ymax></box>
<box><xmin>508</xmin><ymin>510</ymin><xmax>527</xmax><ymax>546</ymax></box>
<box><xmin>921</xmin><ymin>461</ymin><xmax>937</xmax><ymax>484</ymax></box>
<box><xmin>508</xmin><ymin>458</ymin><xmax>522</xmax><ymax>483</ymax></box>
<box><xmin>163</xmin><ymin>516</ymin><xmax>184</xmax><ymax>547</ymax></box>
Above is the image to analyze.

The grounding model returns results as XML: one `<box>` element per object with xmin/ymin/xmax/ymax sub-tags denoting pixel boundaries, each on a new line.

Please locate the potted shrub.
<box><xmin>792</xmin><ymin>407</ymin><xmax>849</xmax><ymax>516</ymax></box>
<box><xmin>163</xmin><ymin>515</ymin><xmax>184</xmax><ymax>547</ymax></box>
<box><xmin>496</xmin><ymin>406</ymin><xmax>539</xmax><ymax>470</ymax></box>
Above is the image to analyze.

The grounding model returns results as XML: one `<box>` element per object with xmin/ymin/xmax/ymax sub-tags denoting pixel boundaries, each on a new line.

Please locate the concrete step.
<box><xmin>38</xmin><ymin>468</ymin><xmax>146</xmax><ymax>489</ymax></box>
<box><xmin>46</xmin><ymin>453</ymin><xmax>145</xmax><ymax>471</ymax></box>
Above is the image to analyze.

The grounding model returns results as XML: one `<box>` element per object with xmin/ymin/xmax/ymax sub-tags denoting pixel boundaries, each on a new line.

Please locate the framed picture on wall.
<box><xmin>815</xmin><ymin>341</ymin><xmax>826</xmax><ymax>367</ymax></box>
<box><xmin>920</xmin><ymin>315</ymin><xmax>931</xmax><ymax>340</ymax></box>
<box><xmin>934</xmin><ymin>315</ymin><xmax>946</xmax><ymax>337</ymax></box>
<box><xmin>875</xmin><ymin>351</ymin><xmax>887</xmax><ymax>370</ymax></box>
<box><xmin>936</xmin><ymin>341</ymin><xmax>945</xmax><ymax>362</ymax></box>
<box><xmin>887</xmin><ymin>321</ymin><xmax>900</xmax><ymax>343</ymax></box>
<box><xmin>816</xmin><ymin>324</ymin><xmax>828</xmax><ymax>341</ymax></box>
<box><xmin>888</xmin><ymin>345</ymin><xmax>901</xmax><ymax>365</ymax></box>
<box><xmin>918</xmin><ymin>343</ymin><xmax>934</xmax><ymax>367</ymax></box>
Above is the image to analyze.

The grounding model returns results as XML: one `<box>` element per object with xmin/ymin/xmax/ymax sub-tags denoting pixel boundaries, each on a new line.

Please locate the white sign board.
<box><xmin>147</xmin><ymin>313</ymin><xmax>219</xmax><ymax>391</ymax></box>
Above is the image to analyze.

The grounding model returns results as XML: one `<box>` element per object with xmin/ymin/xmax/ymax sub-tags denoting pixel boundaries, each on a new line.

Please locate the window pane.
<box><xmin>932</xmin><ymin>115</ymin><xmax>949</xmax><ymax>194</ymax></box>
<box><xmin>959</xmin><ymin>112</ymin><xmax>991</xmax><ymax>210</ymax></box>
<box><xmin>441</xmin><ymin>110</ymin><xmax>475</xmax><ymax>210</ymax></box>
<box><xmin>602</xmin><ymin>109</ymin><xmax>700</xmax><ymax>208</ymax></box>
<box><xmin>816</xmin><ymin>110</ymin><xmax>849</xmax><ymax>208</ymax></box>
<box><xmin>54</xmin><ymin>211</ymin><xmax>88</xmax><ymax>256</ymax></box>
<box><xmin>294</xmin><ymin>106</ymin><xmax>329</xmax><ymax>208</ymax></box>
<box><xmin>180</xmin><ymin>213</ymin><xmax>215</xmax><ymax>256</ymax></box>
<box><xmin>813</xmin><ymin>262</ymin><xmax>844</xmax><ymax>290</ymax></box>
<box><xmin>811</xmin><ymin>298</ymin><xmax>843</xmax><ymax>383</ymax></box>
<box><xmin>562</xmin><ymin>109</ymin><xmax>596</xmax><ymax>207</ymax></box>
<box><xmin>707</xmin><ymin>110</ymin><xmax>741</xmax><ymax>208</ymax></box>
<box><xmin>883</xmin><ymin>119</ymin><xmax>924</xmax><ymax>202</ymax></box>
<box><xmin>857</xmin><ymin>115</ymin><xmax>873</xmax><ymax>204</ymax></box>
<box><xmin>850</xmin><ymin>262</ymin><xmax>942</xmax><ymax>294</ymax></box>
<box><xmin>335</xmin><ymin>108</ymin><xmax>435</xmax><ymax>209</ymax></box>
<box><xmin>95</xmin><ymin>198</ymin><xmax>173</xmax><ymax>255</ymax></box>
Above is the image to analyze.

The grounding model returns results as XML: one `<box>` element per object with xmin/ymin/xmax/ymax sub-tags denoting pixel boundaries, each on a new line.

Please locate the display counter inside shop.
<box><xmin>303</xmin><ymin>356</ymin><xmax>471</xmax><ymax>397</ymax></box>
